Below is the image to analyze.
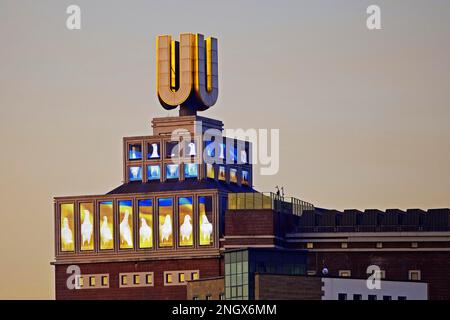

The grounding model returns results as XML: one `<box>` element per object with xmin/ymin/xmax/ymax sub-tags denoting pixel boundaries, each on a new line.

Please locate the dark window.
<box><xmin>368</xmin><ymin>295</ymin><xmax>377</xmax><ymax>301</ymax></box>
<box><xmin>219</xmin><ymin>293</ymin><xmax>225</xmax><ymax>300</ymax></box>
<box><xmin>353</xmin><ymin>294</ymin><xmax>362</xmax><ymax>300</ymax></box>
<box><xmin>383</xmin><ymin>295</ymin><xmax>392</xmax><ymax>301</ymax></box>
<box><xmin>338</xmin><ymin>293</ymin><xmax>347</xmax><ymax>300</ymax></box>
<box><xmin>398</xmin><ymin>296</ymin><xmax>407</xmax><ymax>300</ymax></box>
<box><xmin>205</xmin><ymin>294</ymin><xmax>212</xmax><ymax>300</ymax></box>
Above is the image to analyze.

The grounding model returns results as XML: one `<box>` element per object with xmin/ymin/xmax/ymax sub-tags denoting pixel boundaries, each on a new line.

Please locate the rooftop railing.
<box><xmin>227</xmin><ymin>192</ymin><xmax>314</xmax><ymax>216</ymax></box>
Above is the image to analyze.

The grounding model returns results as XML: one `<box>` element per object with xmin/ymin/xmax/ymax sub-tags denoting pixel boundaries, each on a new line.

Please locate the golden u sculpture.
<box><xmin>156</xmin><ymin>33</ymin><xmax>218</xmax><ymax>115</ymax></box>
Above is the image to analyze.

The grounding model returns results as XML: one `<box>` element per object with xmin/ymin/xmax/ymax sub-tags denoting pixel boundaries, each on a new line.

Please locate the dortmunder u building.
<box><xmin>52</xmin><ymin>33</ymin><xmax>450</xmax><ymax>300</ymax></box>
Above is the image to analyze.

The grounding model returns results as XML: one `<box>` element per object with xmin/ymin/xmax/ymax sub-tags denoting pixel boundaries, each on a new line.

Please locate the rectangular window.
<box><xmin>78</xmin><ymin>276</ymin><xmax>84</xmax><ymax>288</ymax></box>
<box><xmin>241</xmin><ymin>170</ymin><xmax>249</xmax><ymax>185</ymax></box>
<box><xmin>60</xmin><ymin>203</ymin><xmax>75</xmax><ymax>252</ymax></box>
<box><xmin>219</xmin><ymin>293</ymin><xmax>225</xmax><ymax>300</ymax></box>
<box><xmin>376</xmin><ymin>242</ymin><xmax>383</xmax><ymax>248</ymax></box>
<box><xmin>218</xmin><ymin>166</ymin><xmax>226</xmax><ymax>181</ymax></box>
<box><xmin>341</xmin><ymin>242</ymin><xmax>348</xmax><ymax>249</ymax></box>
<box><xmin>339</xmin><ymin>270</ymin><xmax>351</xmax><ymax>277</ymax></box>
<box><xmin>166</xmin><ymin>273</ymin><xmax>173</xmax><ymax>284</ymax></box>
<box><xmin>179</xmin><ymin>273</ymin><xmax>185</xmax><ymax>283</ymax></box>
<box><xmin>166</xmin><ymin>141</ymin><xmax>179</xmax><ymax>158</ymax></box>
<box><xmin>198</xmin><ymin>196</ymin><xmax>213</xmax><ymax>246</ymax></box>
<box><xmin>147</xmin><ymin>142</ymin><xmax>160</xmax><ymax>159</ymax></box>
<box><xmin>229</xmin><ymin>168</ymin><xmax>238</xmax><ymax>183</ymax></box>
<box><xmin>146</xmin><ymin>274</ymin><xmax>153</xmax><ymax>285</ymax></box>
<box><xmin>353</xmin><ymin>294</ymin><xmax>362</xmax><ymax>300</ymax></box>
<box><xmin>147</xmin><ymin>165</ymin><xmax>161</xmax><ymax>181</ymax></box>
<box><xmin>185</xmin><ymin>141</ymin><xmax>197</xmax><ymax>157</ymax></box>
<box><xmin>193</xmin><ymin>296</ymin><xmax>199</xmax><ymax>301</ymax></box>
<box><xmin>383</xmin><ymin>296</ymin><xmax>392</xmax><ymax>301</ymax></box>
<box><xmin>306</xmin><ymin>242</ymin><xmax>314</xmax><ymax>249</ymax></box>
<box><xmin>129</xmin><ymin>143</ymin><xmax>142</xmax><ymax>160</ymax></box>
<box><xmin>119</xmin><ymin>200</ymin><xmax>133</xmax><ymax>249</ymax></box>
<box><xmin>411</xmin><ymin>242</ymin><xmax>418</xmax><ymax>248</ymax></box>
<box><xmin>99</xmin><ymin>201</ymin><xmax>114</xmax><ymax>250</ymax></box>
<box><xmin>158</xmin><ymin>198</ymin><xmax>173</xmax><ymax>247</ymax></box>
<box><xmin>179</xmin><ymin>197</ymin><xmax>193</xmax><ymax>246</ymax></box>
<box><xmin>192</xmin><ymin>272</ymin><xmax>199</xmax><ymax>280</ymax></box>
<box><xmin>398</xmin><ymin>296</ymin><xmax>407</xmax><ymax>300</ymax></box>
<box><xmin>134</xmin><ymin>274</ymin><xmax>140</xmax><ymax>285</ymax></box>
<box><xmin>121</xmin><ymin>275</ymin><xmax>128</xmax><ymax>286</ymax></box>
<box><xmin>166</xmin><ymin>164</ymin><xmax>179</xmax><ymax>180</ymax></box>
<box><xmin>101</xmin><ymin>276</ymin><xmax>108</xmax><ymax>286</ymax></box>
<box><xmin>368</xmin><ymin>295</ymin><xmax>377</xmax><ymax>300</ymax></box>
<box><xmin>338</xmin><ymin>293</ymin><xmax>347</xmax><ymax>300</ymax></box>
<box><xmin>138</xmin><ymin>199</ymin><xmax>153</xmax><ymax>249</ymax></box>
<box><xmin>409</xmin><ymin>270</ymin><xmax>421</xmax><ymax>281</ymax></box>
<box><xmin>206</xmin><ymin>164</ymin><xmax>215</xmax><ymax>179</ymax></box>
<box><xmin>205</xmin><ymin>295</ymin><xmax>212</xmax><ymax>300</ymax></box>
<box><xmin>80</xmin><ymin>203</ymin><xmax>94</xmax><ymax>251</ymax></box>
<box><xmin>184</xmin><ymin>163</ymin><xmax>198</xmax><ymax>179</ymax></box>
<box><xmin>89</xmin><ymin>276</ymin><xmax>96</xmax><ymax>287</ymax></box>
<box><xmin>129</xmin><ymin>166</ymin><xmax>143</xmax><ymax>182</ymax></box>
<box><xmin>307</xmin><ymin>270</ymin><xmax>317</xmax><ymax>276</ymax></box>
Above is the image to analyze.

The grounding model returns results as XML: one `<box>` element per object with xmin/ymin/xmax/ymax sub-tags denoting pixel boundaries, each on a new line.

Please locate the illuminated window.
<box><xmin>185</xmin><ymin>141</ymin><xmax>197</xmax><ymax>157</ymax></box>
<box><xmin>179</xmin><ymin>273</ymin><xmax>185</xmax><ymax>283</ymax></box>
<box><xmin>206</xmin><ymin>164</ymin><xmax>215</xmax><ymax>179</ymax></box>
<box><xmin>339</xmin><ymin>270</ymin><xmax>351</xmax><ymax>277</ymax></box>
<box><xmin>78</xmin><ymin>276</ymin><xmax>84</xmax><ymax>288</ymax></box>
<box><xmin>306</xmin><ymin>242</ymin><xmax>314</xmax><ymax>249</ymax></box>
<box><xmin>179</xmin><ymin>197</ymin><xmax>193</xmax><ymax>246</ymax></box>
<box><xmin>409</xmin><ymin>270</ymin><xmax>421</xmax><ymax>281</ymax></box>
<box><xmin>166</xmin><ymin>164</ymin><xmax>179</xmax><ymax>180</ymax></box>
<box><xmin>119</xmin><ymin>200</ymin><xmax>133</xmax><ymax>249</ymax></box>
<box><xmin>89</xmin><ymin>276</ymin><xmax>95</xmax><ymax>287</ymax></box>
<box><xmin>121</xmin><ymin>275</ymin><xmax>128</xmax><ymax>286</ymax></box>
<box><xmin>218</xmin><ymin>166</ymin><xmax>226</xmax><ymax>181</ymax></box>
<box><xmin>146</xmin><ymin>274</ymin><xmax>153</xmax><ymax>285</ymax></box>
<box><xmin>158</xmin><ymin>198</ymin><xmax>173</xmax><ymax>247</ymax></box>
<box><xmin>60</xmin><ymin>204</ymin><xmax>75</xmax><ymax>252</ymax></box>
<box><xmin>376</xmin><ymin>242</ymin><xmax>383</xmax><ymax>248</ymax></box>
<box><xmin>80</xmin><ymin>203</ymin><xmax>94</xmax><ymax>251</ymax></box>
<box><xmin>147</xmin><ymin>142</ymin><xmax>160</xmax><ymax>159</ymax></box>
<box><xmin>101</xmin><ymin>276</ymin><xmax>108</xmax><ymax>286</ymax></box>
<box><xmin>128</xmin><ymin>143</ymin><xmax>142</xmax><ymax>160</ymax></box>
<box><xmin>138</xmin><ymin>199</ymin><xmax>153</xmax><ymax>249</ymax></box>
<box><xmin>129</xmin><ymin>166</ymin><xmax>142</xmax><ymax>182</ymax></box>
<box><xmin>229</xmin><ymin>168</ymin><xmax>238</xmax><ymax>183</ymax></box>
<box><xmin>147</xmin><ymin>165</ymin><xmax>161</xmax><ymax>181</ymax></box>
<box><xmin>411</xmin><ymin>242</ymin><xmax>418</xmax><ymax>248</ymax></box>
<box><xmin>166</xmin><ymin>273</ymin><xmax>173</xmax><ymax>284</ymax></box>
<box><xmin>341</xmin><ymin>242</ymin><xmax>348</xmax><ymax>249</ymax></box>
<box><xmin>134</xmin><ymin>275</ymin><xmax>140</xmax><ymax>285</ymax></box>
<box><xmin>379</xmin><ymin>270</ymin><xmax>386</xmax><ymax>279</ymax></box>
<box><xmin>184</xmin><ymin>163</ymin><xmax>198</xmax><ymax>179</ymax></box>
<box><xmin>99</xmin><ymin>201</ymin><xmax>114</xmax><ymax>250</ymax></box>
<box><xmin>307</xmin><ymin>270</ymin><xmax>317</xmax><ymax>276</ymax></box>
<box><xmin>192</xmin><ymin>272</ymin><xmax>199</xmax><ymax>280</ymax></box>
<box><xmin>241</xmin><ymin>170</ymin><xmax>249</xmax><ymax>185</ymax></box>
<box><xmin>198</xmin><ymin>196</ymin><xmax>213</xmax><ymax>246</ymax></box>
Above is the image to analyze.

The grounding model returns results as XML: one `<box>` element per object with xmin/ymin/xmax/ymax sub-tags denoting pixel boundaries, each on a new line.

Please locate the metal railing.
<box><xmin>227</xmin><ymin>192</ymin><xmax>314</xmax><ymax>216</ymax></box>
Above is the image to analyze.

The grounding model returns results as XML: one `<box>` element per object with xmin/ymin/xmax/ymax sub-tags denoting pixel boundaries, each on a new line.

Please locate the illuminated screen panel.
<box><xmin>241</xmin><ymin>170</ymin><xmax>249</xmax><ymax>186</ymax></box>
<box><xmin>198</xmin><ymin>196</ymin><xmax>213</xmax><ymax>246</ymax></box>
<box><xmin>184</xmin><ymin>163</ymin><xmax>198</xmax><ymax>179</ymax></box>
<box><xmin>147</xmin><ymin>142</ymin><xmax>160</xmax><ymax>159</ymax></box>
<box><xmin>166</xmin><ymin>164</ymin><xmax>179</xmax><ymax>180</ymax></box>
<box><xmin>206</xmin><ymin>164</ymin><xmax>215</xmax><ymax>179</ymax></box>
<box><xmin>119</xmin><ymin>200</ymin><xmax>133</xmax><ymax>249</ymax></box>
<box><xmin>129</xmin><ymin>166</ymin><xmax>142</xmax><ymax>182</ymax></box>
<box><xmin>99</xmin><ymin>201</ymin><xmax>114</xmax><ymax>250</ymax></box>
<box><xmin>218</xmin><ymin>166</ymin><xmax>226</xmax><ymax>181</ymax></box>
<box><xmin>178</xmin><ymin>197</ymin><xmax>193</xmax><ymax>246</ymax></box>
<box><xmin>129</xmin><ymin>143</ymin><xmax>142</xmax><ymax>160</ymax></box>
<box><xmin>60</xmin><ymin>203</ymin><xmax>75</xmax><ymax>252</ymax></box>
<box><xmin>147</xmin><ymin>165</ymin><xmax>161</xmax><ymax>181</ymax></box>
<box><xmin>230</xmin><ymin>168</ymin><xmax>238</xmax><ymax>184</ymax></box>
<box><xmin>138</xmin><ymin>199</ymin><xmax>153</xmax><ymax>249</ymax></box>
<box><xmin>158</xmin><ymin>198</ymin><xmax>173</xmax><ymax>247</ymax></box>
<box><xmin>80</xmin><ymin>203</ymin><xmax>94</xmax><ymax>251</ymax></box>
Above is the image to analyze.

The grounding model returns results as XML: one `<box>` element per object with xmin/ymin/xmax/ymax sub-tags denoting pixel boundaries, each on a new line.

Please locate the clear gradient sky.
<box><xmin>1</xmin><ymin>0</ymin><xmax>449</xmax><ymax>299</ymax></box>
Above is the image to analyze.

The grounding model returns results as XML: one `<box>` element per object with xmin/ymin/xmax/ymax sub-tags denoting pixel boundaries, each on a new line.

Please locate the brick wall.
<box><xmin>254</xmin><ymin>274</ymin><xmax>323</xmax><ymax>300</ymax></box>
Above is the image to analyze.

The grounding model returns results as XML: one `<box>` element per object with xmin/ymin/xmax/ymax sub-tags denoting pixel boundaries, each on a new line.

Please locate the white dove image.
<box><xmin>180</xmin><ymin>215</ymin><xmax>192</xmax><ymax>241</ymax></box>
<box><xmin>160</xmin><ymin>214</ymin><xmax>172</xmax><ymax>242</ymax></box>
<box><xmin>120</xmin><ymin>210</ymin><xmax>133</xmax><ymax>247</ymax></box>
<box><xmin>61</xmin><ymin>217</ymin><xmax>73</xmax><ymax>247</ymax></box>
<box><xmin>139</xmin><ymin>218</ymin><xmax>152</xmax><ymax>243</ymax></box>
<box><xmin>200</xmin><ymin>215</ymin><xmax>213</xmax><ymax>242</ymax></box>
<box><xmin>81</xmin><ymin>210</ymin><xmax>93</xmax><ymax>246</ymax></box>
<box><xmin>150</xmin><ymin>143</ymin><xmax>159</xmax><ymax>158</ymax></box>
<box><xmin>188</xmin><ymin>142</ymin><xmax>196</xmax><ymax>156</ymax></box>
<box><xmin>100</xmin><ymin>216</ymin><xmax>113</xmax><ymax>245</ymax></box>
